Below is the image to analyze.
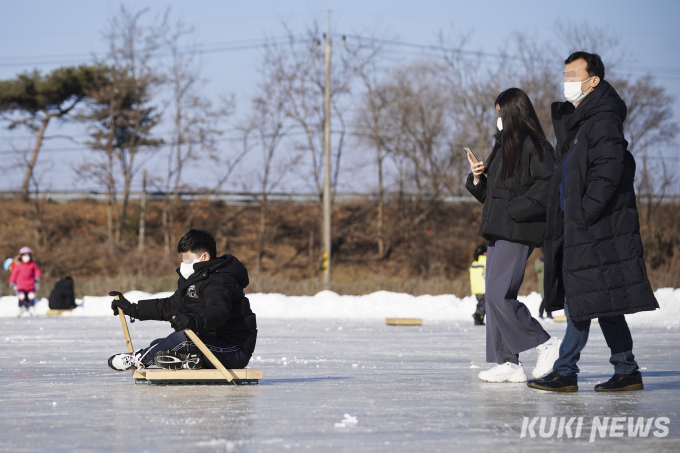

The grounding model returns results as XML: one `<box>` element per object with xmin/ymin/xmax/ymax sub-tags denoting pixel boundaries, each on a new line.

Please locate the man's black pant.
<box><xmin>139</xmin><ymin>331</ymin><xmax>251</xmax><ymax>369</ymax></box>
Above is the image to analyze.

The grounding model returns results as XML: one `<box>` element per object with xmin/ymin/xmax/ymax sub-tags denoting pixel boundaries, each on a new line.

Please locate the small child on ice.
<box><xmin>108</xmin><ymin>229</ymin><xmax>257</xmax><ymax>372</ymax></box>
<box><xmin>9</xmin><ymin>247</ymin><xmax>42</xmax><ymax>316</ymax></box>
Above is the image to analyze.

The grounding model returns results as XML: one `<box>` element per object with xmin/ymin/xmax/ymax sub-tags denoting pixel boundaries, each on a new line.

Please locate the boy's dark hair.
<box><xmin>473</xmin><ymin>245</ymin><xmax>487</xmax><ymax>261</ymax></box>
<box><xmin>565</xmin><ymin>51</ymin><xmax>605</xmax><ymax>80</ymax></box>
<box><xmin>178</xmin><ymin>229</ymin><xmax>217</xmax><ymax>259</ymax></box>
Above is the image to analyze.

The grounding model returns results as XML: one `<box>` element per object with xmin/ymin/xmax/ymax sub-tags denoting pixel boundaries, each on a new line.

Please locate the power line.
<box><xmin>0</xmin><ymin>35</ymin><xmax>310</xmax><ymax>68</ymax></box>
<box><xmin>1</xmin><ymin>129</ymin><xmax>677</xmax><ymax>161</ymax></box>
<box><xmin>345</xmin><ymin>34</ymin><xmax>680</xmax><ymax>82</ymax></box>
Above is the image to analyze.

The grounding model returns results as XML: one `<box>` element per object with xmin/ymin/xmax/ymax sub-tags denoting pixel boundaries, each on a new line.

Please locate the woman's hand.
<box><xmin>467</xmin><ymin>153</ymin><xmax>485</xmax><ymax>183</ymax></box>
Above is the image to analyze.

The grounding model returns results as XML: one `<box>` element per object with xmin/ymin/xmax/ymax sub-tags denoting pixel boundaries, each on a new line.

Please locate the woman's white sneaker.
<box><xmin>478</xmin><ymin>362</ymin><xmax>527</xmax><ymax>383</ymax></box>
<box><xmin>533</xmin><ymin>337</ymin><xmax>562</xmax><ymax>378</ymax></box>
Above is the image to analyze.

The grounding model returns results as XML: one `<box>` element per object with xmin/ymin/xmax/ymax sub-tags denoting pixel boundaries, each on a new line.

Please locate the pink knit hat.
<box><xmin>19</xmin><ymin>247</ymin><xmax>33</xmax><ymax>255</ymax></box>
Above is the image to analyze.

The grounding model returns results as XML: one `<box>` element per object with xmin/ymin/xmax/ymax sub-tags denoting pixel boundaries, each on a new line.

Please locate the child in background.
<box><xmin>470</xmin><ymin>244</ymin><xmax>487</xmax><ymax>326</ymax></box>
<box><xmin>10</xmin><ymin>247</ymin><xmax>42</xmax><ymax>316</ymax></box>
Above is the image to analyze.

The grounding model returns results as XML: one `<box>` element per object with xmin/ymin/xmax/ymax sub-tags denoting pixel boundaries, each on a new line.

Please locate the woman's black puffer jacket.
<box><xmin>466</xmin><ymin>134</ymin><xmax>555</xmax><ymax>247</ymax></box>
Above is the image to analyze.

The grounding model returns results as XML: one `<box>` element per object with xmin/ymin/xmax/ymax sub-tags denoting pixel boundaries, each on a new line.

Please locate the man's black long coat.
<box><xmin>543</xmin><ymin>80</ymin><xmax>658</xmax><ymax>322</ymax></box>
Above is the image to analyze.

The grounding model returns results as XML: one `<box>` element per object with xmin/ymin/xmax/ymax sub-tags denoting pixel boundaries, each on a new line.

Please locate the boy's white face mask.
<box><xmin>179</xmin><ymin>253</ymin><xmax>207</xmax><ymax>279</ymax></box>
<box><xmin>180</xmin><ymin>260</ymin><xmax>200</xmax><ymax>279</ymax></box>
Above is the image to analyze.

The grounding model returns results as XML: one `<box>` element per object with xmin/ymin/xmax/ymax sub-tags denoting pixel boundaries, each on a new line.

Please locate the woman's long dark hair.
<box><xmin>486</xmin><ymin>88</ymin><xmax>550</xmax><ymax>179</ymax></box>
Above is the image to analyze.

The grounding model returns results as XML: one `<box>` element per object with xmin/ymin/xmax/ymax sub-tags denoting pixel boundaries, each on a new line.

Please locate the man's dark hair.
<box><xmin>565</xmin><ymin>51</ymin><xmax>605</xmax><ymax>80</ymax></box>
<box><xmin>178</xmin><ymin>229</ymin><xmax>217</xmax><ymax>259</ymax></box>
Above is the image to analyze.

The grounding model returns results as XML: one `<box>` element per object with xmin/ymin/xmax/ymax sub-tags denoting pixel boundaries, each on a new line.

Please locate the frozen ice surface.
<box><xmin>1</xmin><ymin>316</ymin><xmax>679</xmax><ymax>452</ymax></box>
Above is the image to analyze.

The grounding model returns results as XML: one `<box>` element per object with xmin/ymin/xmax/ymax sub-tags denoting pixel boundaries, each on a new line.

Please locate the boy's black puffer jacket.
<box><xmin>135</xmin><ymin>254</ymin><xmax>257</xmax><ymax>355</ymax></box>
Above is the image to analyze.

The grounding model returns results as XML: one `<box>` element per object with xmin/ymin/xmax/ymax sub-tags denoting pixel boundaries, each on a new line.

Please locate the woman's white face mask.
<box><xmin>21</xmin><ymin>255</ymin><xmax>30</xmax><ymax>263</ymax></box>
<box><xmin>497</xmin><ymin>117</ymin><xmax>503</xmax><ymax>131</ymax></box>
<box><xmin>564</xmin><ymin>76</ymin><xmax>595</xmax><ymax>105</ymax></box>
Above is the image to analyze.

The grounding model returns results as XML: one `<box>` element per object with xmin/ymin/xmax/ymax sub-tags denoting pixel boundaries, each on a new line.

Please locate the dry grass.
<box><xmin>0</xmin><ymin>196</ymin><xmax>677</xmax><ymax>300</ymax></box>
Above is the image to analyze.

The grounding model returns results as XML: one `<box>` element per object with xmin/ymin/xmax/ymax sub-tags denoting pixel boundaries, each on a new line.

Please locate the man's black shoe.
<box><xmin>594</xmin><ymin>371</ymin><xmax>643</xmax><ymax>392</ymax></box>
<box><xmin>472</xmin><ymin>313</ymin><xmax>485</xmax><ymax>326</ymax></box>
<box><xmin>527</xmin><ymin>370</ymin><xmax>578</xmax><ymax>392</ymax></box>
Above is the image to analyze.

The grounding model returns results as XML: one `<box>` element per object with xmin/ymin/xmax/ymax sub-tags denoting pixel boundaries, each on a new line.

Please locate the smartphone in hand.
<box><xmin>464</xmin><ymin>147</ymin><xmax>480</xmax><ymax>164</ymax></box>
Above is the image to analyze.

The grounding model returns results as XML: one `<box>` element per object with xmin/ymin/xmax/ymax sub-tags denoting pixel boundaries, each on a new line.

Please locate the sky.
<box><xmin>1</xmin><ymin>0</ymin><xmax>679</xmax><ymax>194</ymax></box>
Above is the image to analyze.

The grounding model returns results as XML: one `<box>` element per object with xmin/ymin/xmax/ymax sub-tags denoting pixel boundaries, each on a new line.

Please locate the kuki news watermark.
<box><xmin>520</xmin><ymin>416</ymin><xmax>670</xmax><ymax>441</ymax></box>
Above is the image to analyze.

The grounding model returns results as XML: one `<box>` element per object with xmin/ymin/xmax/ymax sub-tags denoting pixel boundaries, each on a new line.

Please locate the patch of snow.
<box><xmin>0</xmin><ymin>288</ymin><xmax>678</xmax><ymax>328</ymax></box>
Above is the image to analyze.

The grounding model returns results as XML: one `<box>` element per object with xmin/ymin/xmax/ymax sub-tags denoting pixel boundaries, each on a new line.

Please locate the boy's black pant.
<box><xmin>140</xmin><ymin>331</ymin><xmax>251</xmax><ymax>369</ymax></box>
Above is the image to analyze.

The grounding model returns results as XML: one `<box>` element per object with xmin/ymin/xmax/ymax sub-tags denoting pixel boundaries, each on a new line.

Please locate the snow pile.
<box><xmin>1</xmin><ymin>288</ymin><xmax>678</xmax><ymax>328</ymax></box>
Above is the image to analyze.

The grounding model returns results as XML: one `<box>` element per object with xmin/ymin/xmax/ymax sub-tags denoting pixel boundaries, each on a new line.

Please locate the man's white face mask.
<box><xmin>564</xmin><ymin>76</ymin><xmax>594</xmax><ymax>105</ymax></box>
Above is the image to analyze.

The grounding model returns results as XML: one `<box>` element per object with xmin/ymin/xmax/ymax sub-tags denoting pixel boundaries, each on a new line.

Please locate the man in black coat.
<box><xmin>107</xmin><ymin>229</ymin><xmax>257</xmax><ymax>372</ymax></box>
<box><xmin>528</xmin><ymin>52</ymin><xmax>658</xmax><ymax>393</ymax></box>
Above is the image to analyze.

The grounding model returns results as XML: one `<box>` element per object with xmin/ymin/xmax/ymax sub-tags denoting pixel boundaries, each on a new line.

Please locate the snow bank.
<box><xmin>1</xmin><ymin>288</ymin><xmax>679</xmax><ymax>328</ymax></box>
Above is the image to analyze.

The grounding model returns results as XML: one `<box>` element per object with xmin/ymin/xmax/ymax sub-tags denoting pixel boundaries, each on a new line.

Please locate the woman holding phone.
<box><xmin>465</xmin><ymin>87</ymin><xmax>560</xmax><ymax>383</ymax></box>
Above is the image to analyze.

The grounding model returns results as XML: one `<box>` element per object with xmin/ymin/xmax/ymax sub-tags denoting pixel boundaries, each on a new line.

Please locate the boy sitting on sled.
<box><xmin>108</xmin><ymin>229</ymin><xmax>257</xmax><ymax>372</ymax></box>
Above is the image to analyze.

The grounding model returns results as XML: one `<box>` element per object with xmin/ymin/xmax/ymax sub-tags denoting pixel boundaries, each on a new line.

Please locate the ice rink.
<box><xmin>1</xmin><ymin>316</ymin><xmax>679</xmax><ymax>452</ymax></box>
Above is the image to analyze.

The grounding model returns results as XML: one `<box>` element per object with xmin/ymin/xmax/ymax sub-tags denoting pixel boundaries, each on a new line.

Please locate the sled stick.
<box><xmin>183</xmin><ymin>327</ymin><xmax>234</xmax><ymax>383</ymax></box>
<box><xmin>115</xmin><ymin>296</ymin><xmax>134</xmax><ymax>353</ymax></box>
<box><xmin>171</xmin><ymin>316</ymin><xmax>233</xmax><ymax>382</ymax></box>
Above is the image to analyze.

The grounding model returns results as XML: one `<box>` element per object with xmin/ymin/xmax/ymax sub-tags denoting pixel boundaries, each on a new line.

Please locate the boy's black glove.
<box><xmin>170</xmin><ymin>312</ymin><xmax>198</xmax><ymax>332</ymax></box>
<box><xmin>110</xmin><ymin>291</ymin><xmax>136</xmax><ymax>317</ymax></box>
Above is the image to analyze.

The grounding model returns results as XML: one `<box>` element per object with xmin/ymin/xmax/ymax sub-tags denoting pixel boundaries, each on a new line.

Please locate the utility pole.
<box><xmin>321</xmin><ymin>11</ymin><xmax>345</xmax><ymax>290</ymax></box>
<box><xmin>322</xmin><ymin>11</ymin><xmax>332</xmax><ymax>289</ymax></box>
<box><xmin>138</xmin><ymin>169</ymin><xmax>147</xmax><ymax>252</ymax></box>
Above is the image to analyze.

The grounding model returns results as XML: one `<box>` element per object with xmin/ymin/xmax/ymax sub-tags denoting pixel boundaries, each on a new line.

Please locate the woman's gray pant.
<box><xmin>485</xmin><ymin>238</ymin><xmax>550</xmax><ymax>364</ymax></box>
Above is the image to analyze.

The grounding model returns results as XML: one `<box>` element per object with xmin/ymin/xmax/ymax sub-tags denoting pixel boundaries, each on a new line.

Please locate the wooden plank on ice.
<box><xmin>46</xmin><ymin>309</ymin><xmax>74</xmax><ymax>316</ymax></box>
<box><xmin>385</xmin><ymin>318</ymin><xmax>422</xmax><ymax>326</ymax></box>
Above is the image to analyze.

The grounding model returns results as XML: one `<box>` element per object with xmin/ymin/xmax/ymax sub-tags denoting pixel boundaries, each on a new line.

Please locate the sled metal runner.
<box><xmin>115</xmin><ymin>296</ymin><xmax>262</xmax><ymax>385</ymax></box>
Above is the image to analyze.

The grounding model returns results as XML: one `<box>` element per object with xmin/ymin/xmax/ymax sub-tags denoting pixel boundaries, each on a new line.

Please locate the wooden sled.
<box><xmin>46</xmin><ymin>309</ymin><xmax>75</xmax><ymax>316</ymax></box>
<box><xmin>116</xmin><ymin>297</ymin><xmax>261</xmax><ymax>385</ymax></box>
<box><xmin>386</xmin><ymin>318</ymin><xmax>422</xmax><ymax>326</ymax></box>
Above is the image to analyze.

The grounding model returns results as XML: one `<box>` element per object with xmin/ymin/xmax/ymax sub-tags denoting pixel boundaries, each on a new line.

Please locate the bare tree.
<box><xmin>101</xmin><ymin>6</ymin><xmax>166</xmax><ymax>242</ymax></box>
<box><xmin>554</xmin><ymin>20</ymin><xmax>630</xmax><ymax>70</ymax></box>
<box><xmin>439</xmin><ymin>33</ymin><xmax>506</xmax><ymax>167</ymax></box>
<box><xmin>161</xmin><ymin>22</ymin><xmax>234</xmax><ymax>252</ymax></box>
<box><xmin>385</xmin><ymin>62</ymin><xmax>454</xmax><ymax>205</ymax></box>
<box><xmin>616</xmin><ymin>76</ymin><xmax>678</xmax><ymax>225</ymax></box>
<box><xmin>350</xmin><ymin>39</ymin><xmax>392</xmax><ymax>256</ymax></box>
<box><xmin>511</xmin><ymin>33</ymin><xmax>561</xmax><ymax>142</ymax></box>
<box><xmin>262</xmin><ymin>26</ymin><xmax>363</xmax><ymax>195</ymax></box>
<box><xmin>0</xmin><ymin>66</ymin><xmax>103</xmax><ymax>201</ymax></box>
<box><xmin>259</xmin><ymin>25</ymin><xmax>363</xmax><ymax>271</ymax></box>
<box><xmin>240</xmin><ymin>78</ymin><xmax>299</xmax><ymax>288</ymax></box>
